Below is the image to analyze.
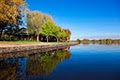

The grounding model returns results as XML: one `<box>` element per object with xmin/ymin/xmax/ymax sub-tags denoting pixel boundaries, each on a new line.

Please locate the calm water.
<box><xmin>0</xmin><ymin>44</ymin><xmax>120</xmax><ymax>80</ymax></box>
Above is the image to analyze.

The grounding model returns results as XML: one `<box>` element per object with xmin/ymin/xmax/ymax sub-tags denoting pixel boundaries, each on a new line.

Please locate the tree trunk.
<box><xmin>37</xmin><ymin>35</ymin><xmax>39</xmax><ymax>42</ymax></box>
<box><xmin>57</xmin><ymin>38</ymin><xmax>59</xmax><ymax>42</ymax></box>
<box><xmin>0</xmin><ymin>31</ymin><xmax>2</xmax><ymax>39</ymax></box>
<box><xmin>0</xmin><ymin>29</ymin><xmax>3</xmax><ymax>39</ymax></box>
<box><xmin>41</xmin><ymin>37</ymin><xmax>43</xmax><ymax>41</ymax></box>
<box><xmin>28</xmin><ymin>35</ymin><xmax>30</xmax><ymax>40</ymax></box>
<box><xmin>46</xmin><ymin>36</ymin><xmax>49</xmax><ymax>42</ymax></box>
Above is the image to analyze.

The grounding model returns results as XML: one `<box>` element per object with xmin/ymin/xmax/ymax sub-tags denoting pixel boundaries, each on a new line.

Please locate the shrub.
<box><xmin>0</xmin><ymin>35</ymin><xmax>15</xmax><ymax>41</ymax></box>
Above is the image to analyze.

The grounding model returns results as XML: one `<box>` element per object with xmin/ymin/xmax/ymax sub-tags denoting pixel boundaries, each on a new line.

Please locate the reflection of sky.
<box><xmin>17</xmin><ymin>58</ymin><xmax>27</xmax><ymax>79</ymax></box>
<box><xmin>46</xmin><ymin>45</ymin><xmax>120</xmax><ymax>80</ymax></box>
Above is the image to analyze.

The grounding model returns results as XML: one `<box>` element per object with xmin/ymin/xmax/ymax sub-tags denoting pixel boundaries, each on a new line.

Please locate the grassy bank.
<box><xmin>0</xmin><ymin>41</ymin><xmax>69</xmax><ymax>44</ymax></box>
<box><xmin>0</xmin><ymin>41</ymin><xmax>72</xmax><ymax>48</ymax></box>
<box><xmin>0</xmin><ymin>41</ymin><xmax>42</xmax><ymax>44</ymax></box>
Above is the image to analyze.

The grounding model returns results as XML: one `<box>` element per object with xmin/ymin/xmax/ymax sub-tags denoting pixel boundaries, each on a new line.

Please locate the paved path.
<box><xmin>0</xmin><ymin>43</ymin><xmax>57</xmax><ymax>47</ymax></box>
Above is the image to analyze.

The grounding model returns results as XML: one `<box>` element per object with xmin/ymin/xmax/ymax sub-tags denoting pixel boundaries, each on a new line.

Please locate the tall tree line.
<box><xmin>0</xmin><ymin>0</ymin><xmax>71</xmax><ymax>42</ymax></box>
<box><xmin>27</xmin><ymin>11</ymin><xmax>71</xmax><ymax>42</ymax></box>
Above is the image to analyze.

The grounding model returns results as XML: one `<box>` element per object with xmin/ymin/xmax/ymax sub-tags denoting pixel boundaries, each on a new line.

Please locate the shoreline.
<box><xmin>0</xmin><ymin>42</ymin><xmax>78</xmax><ymax>54</ymax></box>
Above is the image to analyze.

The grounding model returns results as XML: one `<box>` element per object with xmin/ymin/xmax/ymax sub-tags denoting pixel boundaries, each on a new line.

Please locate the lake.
<box><xmin>0</xmin><ymin>44</ymin><xmax>120</xmax><ymax>80</ymax></box>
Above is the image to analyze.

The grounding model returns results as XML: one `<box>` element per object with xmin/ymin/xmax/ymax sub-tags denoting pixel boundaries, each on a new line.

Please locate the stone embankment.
<box><xmin>0</xmin><ymin>42</ymin><xmax>78</xmax><ymax>54</ymax></box>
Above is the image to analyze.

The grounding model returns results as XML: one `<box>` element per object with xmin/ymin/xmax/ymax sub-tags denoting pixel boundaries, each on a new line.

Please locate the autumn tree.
<box><xmin>64</xmin><ymin>29</ymin><xmax>71</xmax><ymax>42</ymax></box>
<box><xmin>0</xmin><ymin>0</ymin><xmax>25</xmax><ymax>38</ymax></box>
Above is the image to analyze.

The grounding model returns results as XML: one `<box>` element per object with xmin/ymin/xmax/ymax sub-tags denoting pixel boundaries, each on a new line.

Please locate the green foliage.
<box><xmin>27</xmin><ymin>11</ymin><xmax>49</xmax><ymax>42</ymax></box>
<box><xmin>26</xmin><ymin>50</ymin><xmax>71</xmax><ymax>76</ymax></box>
<box><xmin>41</xmin><ymin>21</ymin><xmax>55</xmax><ymax>37</ymax></box>
<box><xmin>27</xmin><ymin>11</ymin><xmax>45</xmax><ymax>35</ymax></box>
<box><xmin>40</xmin><ymin>22</ymin><xmax>68</xmax><ymax>42</ymax></box>
<box><xmin>57</xmin><ymin>27</ymin><xmax>67</xmax><ymax>38</ymax></box>
<box><xmin>27</xmin><ymin>11</ymin><xmax>56</xmax><ymax>42</ymax></box>
<box><xmin>0</xmin><ymin>35</ymin><xmax>15</xmax><ymax>41</ymax></box>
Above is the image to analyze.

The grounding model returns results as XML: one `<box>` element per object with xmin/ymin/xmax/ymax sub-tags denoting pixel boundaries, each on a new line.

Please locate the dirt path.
<box><xmin>0</xmin><ymin>42</ymin><xmax>62</xmax><ymax>48</ymax></box>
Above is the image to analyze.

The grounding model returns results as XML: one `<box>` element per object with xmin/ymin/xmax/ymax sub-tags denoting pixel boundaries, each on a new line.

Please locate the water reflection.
<box><xmin>1</xmin><ymin>44</ymin><xmax>120</xmax><ymax>80</ymax></box>
<box><xmin>0</xmin><ymin>48</ymin><xmax>71</xmax><ymax>80</ymax></box>
<box><xmin>27</xmin><ymin>50</ymin><xmax>70</xmax><ymax>76</ymax></box>
<box><xmin>0</xmin><ymin>57</ymin><xmax>27</xmax><ymax>80</ymax></box>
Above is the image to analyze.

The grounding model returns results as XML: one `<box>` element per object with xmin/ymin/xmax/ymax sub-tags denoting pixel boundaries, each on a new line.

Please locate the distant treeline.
<box><xmin>76</xmin><ymin>39</ymin><xmax>120</xmax><ymax>45</ymax></box>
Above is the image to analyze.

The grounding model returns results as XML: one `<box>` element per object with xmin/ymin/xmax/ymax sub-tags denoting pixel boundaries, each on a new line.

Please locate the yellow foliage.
<box><xmin>0</xmin><ymin>0</ymin><xmax>25</xmax><ymax>25</ymax></box>
<box><xmin>43</xmin><ymin>14</ymin><xmax>54</xmax><ymax>23</ymax></box>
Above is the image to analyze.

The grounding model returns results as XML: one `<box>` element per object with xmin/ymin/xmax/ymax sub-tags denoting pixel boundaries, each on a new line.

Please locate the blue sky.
<box><xmin>27</xmin><ymin>0</ymin><xmax>120</xmax><ymax>40</ymax></box>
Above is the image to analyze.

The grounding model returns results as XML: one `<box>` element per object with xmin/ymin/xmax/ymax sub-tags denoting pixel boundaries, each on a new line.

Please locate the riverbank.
<box><xmin>0</xmin><ymin>42</ymin><xmax>78</xmax><ymax>54</ymax></box>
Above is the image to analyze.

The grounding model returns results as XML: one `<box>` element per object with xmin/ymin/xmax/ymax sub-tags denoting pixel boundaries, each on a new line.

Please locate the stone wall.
<box><xmin>0</xmin><ymin>42</ymin><xmax>78</xmax><ymax>54</ymax></box>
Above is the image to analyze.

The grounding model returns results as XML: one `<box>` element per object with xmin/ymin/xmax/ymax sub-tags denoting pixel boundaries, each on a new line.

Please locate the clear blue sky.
<box><xmin>27</xmin><ymin>0</ymin><xmax>120</xmax><ymax>40</ymax></box>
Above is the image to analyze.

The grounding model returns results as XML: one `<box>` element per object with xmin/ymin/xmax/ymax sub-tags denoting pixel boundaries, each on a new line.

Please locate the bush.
<box><xmin>0</xmin><ymin>35</ymin><xmax>15</xmax><ymax>41</ymax></box>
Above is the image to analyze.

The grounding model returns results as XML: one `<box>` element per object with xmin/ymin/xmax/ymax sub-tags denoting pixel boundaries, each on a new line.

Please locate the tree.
<box><xmin>41</xmin><ymin>21</ymin><xmax>55</xmax><ymax>42</ymax></box>
<box><xmin>0</xmin><ymin>0</ymin><xmax>25</xmax><ymax>24</ymax></box>
<box><xmin>0</xmin><ymin>0</ymin><xmax>25</xmax><ymax>38</ymax></box>
<box><xmin>55</xmin><ymin>27</ymin><xmax>67</xmax><ymax>42</ymax></box>
<box><xmin>52</xmin><ymin>26</ymin><xmax>60</xmax><ymax>42</ymax></box>
<box><xmin>27</xmin><ymin>11</ymin><xmax>46</xmax><ymax>42</ymax></box>
<box><xmin>64</xmin><ymin>29</ymin><xmax>71</xmax><ymax>42</ymax></box>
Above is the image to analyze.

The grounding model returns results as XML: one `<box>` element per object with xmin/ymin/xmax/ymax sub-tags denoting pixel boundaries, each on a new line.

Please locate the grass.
<box><xmin>0</xmin><ymin>40</ymin><xmax>69</xmax><ymax>44</ymax></box>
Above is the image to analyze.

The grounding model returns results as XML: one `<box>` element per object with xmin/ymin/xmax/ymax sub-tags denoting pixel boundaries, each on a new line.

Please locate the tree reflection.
<box><xmin>0</xmin><ymin>58</ymin><xmax>17</xmax><ymax>80</ymax></box>
<box><xmin>26</xmin><ymin>50</ymin><xmax>71</xmax><ymax>76</ymax></box>
<box><xmin>0</xmin><ymin>49</ymin><xmax>71</xmax><ymax>79</ymax></box>
<box><xmin>0</xmin><ymin>57</ymin><xmax>27</xmax><ymax>80</ymax></box>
